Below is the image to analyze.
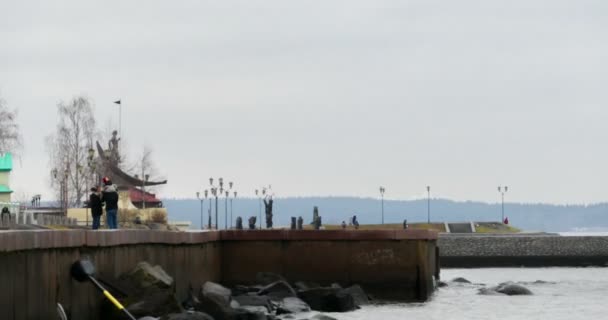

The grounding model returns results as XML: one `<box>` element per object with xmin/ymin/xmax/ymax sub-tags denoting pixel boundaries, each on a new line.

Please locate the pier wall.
<box><xmin>0</xmin><ymin>229</ymin><xmax>437</xmax><ymax>320</ymax></box>
<box><xmin>439</xmin><ymin>234</ymin><xmax>608</xmax><ymax>267</ymax></box>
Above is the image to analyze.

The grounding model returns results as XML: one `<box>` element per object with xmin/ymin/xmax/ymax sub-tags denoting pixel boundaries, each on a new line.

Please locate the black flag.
<box><xmin>113</xmin><ymin>100</ymin><xmax>121</xmax><ymax>105</ymax></box>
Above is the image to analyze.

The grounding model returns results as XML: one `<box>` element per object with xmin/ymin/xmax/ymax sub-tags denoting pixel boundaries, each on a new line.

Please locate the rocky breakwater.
<box><xmin>101</xmin><ymin>264</ymin><xmax>371</xmax><ymax>320</ymax></box>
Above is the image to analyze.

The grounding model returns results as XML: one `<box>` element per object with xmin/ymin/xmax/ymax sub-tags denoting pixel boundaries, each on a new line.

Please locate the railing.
<box><xmin>0</xmin><ymin>202</ymin><xmax>77</xmax><ymax>229</ymax></box>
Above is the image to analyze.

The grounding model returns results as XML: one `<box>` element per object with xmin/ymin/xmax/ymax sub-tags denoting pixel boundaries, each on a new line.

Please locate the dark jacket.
<box><xmin>89</xmin><ymin>193</ymin><xmax>103</xmax><ymax>216</ymax></box>
<box><xmin>102</xmin><ymin>185</ymin><xmax>119</xmax><ymax>211</ymax></box>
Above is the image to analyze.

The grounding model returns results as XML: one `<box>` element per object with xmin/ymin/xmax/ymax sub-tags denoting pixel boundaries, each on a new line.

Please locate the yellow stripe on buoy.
<box><xmin>103</xmin><ymin>290</ymin><xmax>125</xmax><ymax>310</ymax></box>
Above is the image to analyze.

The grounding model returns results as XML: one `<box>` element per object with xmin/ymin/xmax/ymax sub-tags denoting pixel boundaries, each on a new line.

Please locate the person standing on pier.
<box><xmin>101</xmin><ymin>177</ymin><xmax>119</xmax><ymax>229</ymax></box>
<box><xmin>89</xmin><ymin>186</ymin><xmax>103</xmax><ymax>230</ymax></box>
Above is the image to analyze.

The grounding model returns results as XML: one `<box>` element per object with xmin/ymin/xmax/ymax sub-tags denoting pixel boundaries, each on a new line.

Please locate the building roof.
<box><xmin>0</xmin><ymin>185</ymin><xmax>13</xmax><ymax>193</ymax></box>
<box><xmin>128</xmin><ymin>187</ymin><xmax>162</xmax><ymax>203</ymax></box>
<box><xmin>0</xmin><ymin>153</ymin><xmax>12</xmax><ymax>172</ymax></box>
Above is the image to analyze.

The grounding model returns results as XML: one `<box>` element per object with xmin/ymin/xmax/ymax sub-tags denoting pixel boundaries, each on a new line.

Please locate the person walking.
<box><xmin>101</xmin><ymin>178</ymin><xmax>119</xmax><ymax>229</ymax></box>
<box><xmin>89</xmin><ymin>186</ymin><xmax>103</xmax><ymax>230</ymax></box>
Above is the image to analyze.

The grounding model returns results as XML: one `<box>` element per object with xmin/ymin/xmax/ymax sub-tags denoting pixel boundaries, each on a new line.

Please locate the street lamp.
<box><xmin>379</xmin><ymin>186</ymin><xmax>386</xmax><ymax>224</ymax></box>
<box><xmin>209</xmin><ymin>177</ymin><xmax>223</xmax><ymax>229</ymax></box>
<box><xmin>498</xmin><ymin>186</ymin><xmax>508</xmax><ymax>222</ymax></box>
<box><xmin>426</xmin><ymin>186</ymin><xmax>431</xmax><ymax>224</ymax></box>
<box><xmin>255</xmin><ymin>189</ymin><xmax>261</xmax><ymax>229</ymax></box>
<box><xmin>196</xmin><ymin>191</ymin><xmax>204</xmax><ymax>230</ymax></box>
<box><xmin>231</xmin><ymin>191</ymin><xmax>237</xmax><ymax>229</ymax></box>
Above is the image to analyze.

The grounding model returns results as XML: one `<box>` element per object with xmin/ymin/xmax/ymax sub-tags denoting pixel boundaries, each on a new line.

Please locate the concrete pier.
<box><xmin>0</xmin><ymin>229</ymin><xmax>438</xmax><ymax>320</ymax></box>
<box><xmin>439</xmin><ymin>234</ymin><xmax>608</xmax><ymax>267</ymax></box>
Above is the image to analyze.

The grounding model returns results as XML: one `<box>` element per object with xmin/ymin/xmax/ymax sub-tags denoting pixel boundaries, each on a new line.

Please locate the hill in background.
<box><xmin>163</xmin><ymin>197</ymin><xmax>608</xmax><ymax>232</ymax></box>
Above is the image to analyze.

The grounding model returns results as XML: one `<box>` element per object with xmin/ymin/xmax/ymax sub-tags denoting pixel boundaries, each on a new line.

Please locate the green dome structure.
<box><xmin>0</xmin><ymin>152</ymin><xmax>13</xmax><ymax>202</ymax></box>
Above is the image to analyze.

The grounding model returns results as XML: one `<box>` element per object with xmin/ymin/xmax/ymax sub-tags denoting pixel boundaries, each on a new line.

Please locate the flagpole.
<box><xmin>113</xmin><ymin>99</ymin><xmax>122</xmax><ymax>140</ymax></box>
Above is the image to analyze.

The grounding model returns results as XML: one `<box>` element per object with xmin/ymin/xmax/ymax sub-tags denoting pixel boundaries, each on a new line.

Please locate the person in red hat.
<box><xmin>101</xmin><ymin>178</ymin><xmax>119</xmax><ymax>229</ymax></box>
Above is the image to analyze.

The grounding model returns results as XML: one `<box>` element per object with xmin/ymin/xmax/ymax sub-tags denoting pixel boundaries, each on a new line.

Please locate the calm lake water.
<box><xmin>301</xmin><ymin>268</ymin><xmax>608</xmax><ymax>320</ymax></box>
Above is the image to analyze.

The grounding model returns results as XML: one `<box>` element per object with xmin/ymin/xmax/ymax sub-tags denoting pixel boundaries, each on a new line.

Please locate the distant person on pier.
<box><xmin>101</xmin><ymin>177</ymin><xmax>119</xmax><ymax>229</ymax></box>
<box><xmin>341</xmin><ymin>221</ymin><xmax>347</xmax><ymax>229</ymax></box>
<box><xmin>352</xmin><ymin>215</ymin><xmax>359</xmax><ymax>229</ymax></box>
<box><xmin>503</xmin><ymin>217</ymin><xmax>509</xmax><ymax>225</ymax></box>
<box><xmin>89</xmin><ymin>186</ymin><xmax>103</xmax><ymax>230</ymax></box>
<box><xmin>1</xmin><ymin>207</ymin><xmax>10</xmax><ymax>222</ymax></box>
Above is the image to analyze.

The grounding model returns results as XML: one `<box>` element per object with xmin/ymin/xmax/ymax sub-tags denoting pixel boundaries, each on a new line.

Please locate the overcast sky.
<box><xmin>1</xmin><ymin>0</ymin><xmax>607</xmax><ymax>204</ymax></box>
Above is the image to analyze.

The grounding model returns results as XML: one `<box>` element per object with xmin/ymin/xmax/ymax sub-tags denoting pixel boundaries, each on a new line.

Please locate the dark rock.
<box><xmin>311</xmin><ymin>315</ymin><xmax>338</xmax><ymax>320</ymax></box>
<box><xmin>294</xmin><ymin>281</ymin><xmax>321</xmax><ymax>291</ymax></box>
<box><xmin>256</xmin><ymin>272</ymin><xmax>287</xmax><ymax>286</ymax></box>
<box><xmin>126</xmin><ymin>262</ymin><xmax>174</xmax><ymax>291</ymax></box>
<box><xmin>341</xmin><ymin>285</ymin><xmax>370</xmax><ymax>306</ymax></box>
<box><xmin>233</xmin><ymin>285</ymin><xmax>263</xmax><ymax>296</ymax></box>
<box><xmin>298</xmin><ymin>288</ymin><xmax>357</xmax><ymax>312</ymax></box>
<box><xmin>232</xmin><ymin>309</ymin><xmax>269</xmax><ymax>320</ymax></box>
<box><xmin>203</xmin><ymin>282</ymin><xmax>232</xmax><ymax>304</ymax></box>
<box><xmin>477</xmin><ymin>287</ymin><xmax>506</xmax><ymax>296</ymax></box>
<box><xmin>451</xmin><ymin>277</ymin><xmax>471</xmax><ymax>284</ymax></box>
<box><xmin>495</xmin><ymin>282</ymin><xmax>533</xmax><ymax>296</ymax></box>
<box><xmin>330</xmin><ymin>283</ymin><xmax>342</xmax><ymax>289</ymax></box>
<box><xmin>276</xmin><ymin>297</ymin><xmax>311</xmax><ymax>314</ymax></box>
<box><xmin>258</xmin><ymin>281</ymin><xmax>297</xmax><ymax>300</ymax></box>
<box><xmin>194</xmin><ymin>291</ymin><xmax>233</xmax><ymax>320</ymax></box>
<box><xmin>437</xmin><ymin>281</ymin><xmax>448</xmax><ymax>288</ymax></box>
<box><xmin>233</xmin><ymin>295</ymin><xmax>272</xmax><ymax>312</ymax></box>
<box><xmin>124</xmin><ymin>288</ymin><xmax>182</xmax><ymax>318</ymax></box>
<box><xmin>160</xmin><ymin>311</ymin><xmax>215</xmax><ymax>320</ymax></box>
<box><xmin>237</xmin><ymin>306</ymin><xmax>269</xmax><ymax>314</ymax></box>
<box><xmin>102</xmin><ymin>263</ymin><xmax>180</xmax><ymax>319</ymax></box>
<box><xmin>182</xmin><ymin>286</ymin><xmax>201</xmax><ymax>311</ymax></box>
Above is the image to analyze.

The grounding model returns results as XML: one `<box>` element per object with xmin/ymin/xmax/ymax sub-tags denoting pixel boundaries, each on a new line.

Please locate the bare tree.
<box><xmin>0</xmin><ymin>96</ymin><xmax>22</xmax><ymax>154</ymax></box>
<box><xmin>133</xmin><ymin>146</ymin><xmax>165</xmax><ymax>201</ymax></box>
<box><xmin>46</xmin><ymin>96</ymin><xmax>97</xmax><ymax>206</ymax></box>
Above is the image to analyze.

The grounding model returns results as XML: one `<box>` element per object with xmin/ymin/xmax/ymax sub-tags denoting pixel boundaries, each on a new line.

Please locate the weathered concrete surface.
<box><xmin>439</xmin><ymin>234</ymin><xmax>608</xmax><ymax>267</ymax></box>
<box><xmin>0</xmin><ymin>230</ymin><xmax>222</xmax><ymax>320</ymax></box>
<box><xmin>220</xmin><ymin>230</ymin><xmax>438</xmax><ymax>300</ymax></box>
<box><xmin>0</xmin><ymin>229</ymin><xmax>437</xmax><ymax>320</ymax></box>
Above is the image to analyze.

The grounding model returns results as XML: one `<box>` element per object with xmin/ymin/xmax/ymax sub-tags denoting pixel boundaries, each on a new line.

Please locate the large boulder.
<box><xmin>101</xmin><ymin>262</ymin><xmax>181</xmax><ymax>319</ymax></box>
<box><xmin>203</xmin><ymin>282</ymin><xmax>232</xmax><ymax>304</ymax></box>
<box><xmin>160</xmin><ymin>311</ymin><xmax>215</xmax><ymax>320</ymax></box>
<box><xmin>126</xmin><ymin>262</ymin><xmax>174</xmax><ymax>292</ymax></box>
<box><xmin>258</xmin><ymin>281</ymin><xmax>297</xmax><ymax>300</ymax></box>
<box><xmin>494</xmin><ymin>282</ymin><xmax>533</xmax><ymax>296</ymax></box>
<box><xmin>298</xmin><ymin>288</ymin><xmax>357</xmax><ymax>312</ymax></box>
<box><xmin>233</xmin><ymin>285</ymin><xmax>263</xmax><ymax>296</ymax></box>
<box><xmin>451</xmin><ymin>277</ymin><xmax>471</xmax><ymax>284</ymax></box>
<box><xmin>256</xmin><ymin>272</ymin><xmax>287</xmax><ymax>286</ymax></box>
<box><xmin>127</xmin><ymin>289</ymin><xmax>183</xmax><ymax>315</ymax></box>
<box><xmin>478</xmin><ymin>287</ymin><xmax>506</xmax><ymax>296</ymax></box>
<box><xmin>340</xmin><ymin>285</ymin><xmax>369</xmax><ymax>306</ymax></box>
<box><xmin>294</xmin><ymin>281</ymin><xmax>321</xmax><ymax>291</ymax></box>
<box><xmin>311</xmin><ymin>315</ymin><xmax>338</xmax><ymax>320</ymax></box>
<box><xmin>194</xmin><ymin>291</ymin><xmax>233</xmax><ymax>320</ymax></box>
<box><xmin>195</xmin><ymin>289</ymin><xmax>271</xmax><ymax>320</ymax></box>
<box><xmin>276</xmin><ymin>297</ymin><xmax>311</xmax><ymax>314</ymax></box>
<box><xmin>232</xmin><ymin>295</ymin><xmax>272</xmax><ymax>312</ymax></box>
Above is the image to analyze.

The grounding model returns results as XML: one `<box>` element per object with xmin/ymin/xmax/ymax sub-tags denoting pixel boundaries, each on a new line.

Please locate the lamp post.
<box><xmin>209</xmin><ymin>177</ymin><xmax>223</xmax><ymax>229</ymax></box>
<box><xmin>426</xmin><ymin>186</ymin><xmax>431</xmax><ymax>224</ymax></box>
<box><xmin>498</xmin><ymin>186</ymin><xmax>508</xmax><ymax>222</ymax></box>
<box><xmin>196</xmin><ymin>191</ymin><xmax>204</xmax><ymax>230</ymax></box>
<box><xmin>379</xmin><ymin>186</ymin><xmax>386</xmax><ymax>224</ymax></box>
<box><xmin>231</xmin><ymin>191</ymin><xmax>237</xmax><ymax>229</ymax></box>
<box><xmin>255</xmin><ymin>189</ymin><xmax>261</xmax><ymax>229</ymax></box>
<box><xmin>86</xmin><ymin>147</ymin><xmax>96</xmax><ymax>226</ymax></box>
